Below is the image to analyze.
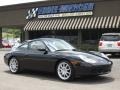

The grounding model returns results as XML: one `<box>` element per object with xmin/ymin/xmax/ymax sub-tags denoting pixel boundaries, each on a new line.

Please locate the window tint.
<box><xmin>101</xmin><ymin>35</ymin><xmax>120</xmax><ymax>41</ymax></box>
<box><xmin>29</xmin><ymin>41</ymin><xmax>46</xmax><ymax>50</ymax></box>
<box><xmin>19</xmin><ymin>43</ymin><xmax>28</xmax><ymax>49</ymax></box>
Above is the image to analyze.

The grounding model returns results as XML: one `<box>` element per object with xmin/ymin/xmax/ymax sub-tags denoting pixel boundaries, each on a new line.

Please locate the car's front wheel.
<box><xmin>57</xmin><ymin>61</ymin><xmax>74</xmax><ymax>81</ymax></box>
<box><xmin>9</xmin><ymin>57</ymin><xmax>20</xmax><ymax>74</ymax></box>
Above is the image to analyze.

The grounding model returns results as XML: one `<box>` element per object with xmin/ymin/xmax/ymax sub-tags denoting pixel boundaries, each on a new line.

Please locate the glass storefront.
<box><xmin>29</xmin><ymin>30</ymin><xmax>78</xmax><ymax>46</ymax></box>
<box><xmin>28</xmin><ymin>28</ymin><xmax>120</xmax><ymax>51</ymax></box>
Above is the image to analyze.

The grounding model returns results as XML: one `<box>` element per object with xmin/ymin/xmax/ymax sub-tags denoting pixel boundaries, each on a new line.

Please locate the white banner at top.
<box><xmin>38</xmin><ymin>11</ymin><xmax>93</xmax><ymax>19</ymax></box>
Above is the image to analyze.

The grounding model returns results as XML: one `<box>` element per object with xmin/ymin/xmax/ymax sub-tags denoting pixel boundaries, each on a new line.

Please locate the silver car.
<box><xmin>98</xmin><ymin>33</ymin><xmax>120</xmax><ymax>55</ymax></box>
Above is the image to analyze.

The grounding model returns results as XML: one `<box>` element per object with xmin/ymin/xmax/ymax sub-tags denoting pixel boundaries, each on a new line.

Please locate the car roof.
<box><xmin>32</xmin><ymin>38</ymin><xmax>62</xmax><ymax>41</ymax></box>
<box><xmin>102</xmin><ymin>33</ymin><xmax>120</xmax><ymax>36</ymax></box>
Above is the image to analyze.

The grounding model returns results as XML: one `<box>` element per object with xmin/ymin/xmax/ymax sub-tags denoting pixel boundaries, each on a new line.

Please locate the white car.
<box><xmin>11</xmin><ymin>40</ymin><xmax>31</xmax><ymax>51</ymax></box>
<box><xmin>98</xmin><ymin>33</ymin><xmax>120</xmax><ymax>55</ymax></box>
<box><xmin>11</xmin><ymin>42</ymin><xmax>21</xmax><ymax>51</ymax></box>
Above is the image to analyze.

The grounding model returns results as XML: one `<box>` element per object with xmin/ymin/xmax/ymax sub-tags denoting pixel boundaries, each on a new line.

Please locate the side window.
<box><xmin>29</xmin><ymin>41</ymin><xmax>46</xmax><ymax>50</ymax></box>
<box><xmin>19</xmin><ymin>43</ymin><xmax>28</xmax><ymax>49</ymax></box>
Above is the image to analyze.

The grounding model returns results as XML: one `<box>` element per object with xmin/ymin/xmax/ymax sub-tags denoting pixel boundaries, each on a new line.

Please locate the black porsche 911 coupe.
<box><xmin>4</xmin><ymin>38</ymin><xmax>113</xmax><ymax>81</ymax></box>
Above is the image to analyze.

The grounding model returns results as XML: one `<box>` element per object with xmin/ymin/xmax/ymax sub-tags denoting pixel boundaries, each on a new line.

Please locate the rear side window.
<box><xmin>18</xmin><ymin>43</ymin><xmax>28</xmax><ymax>49</ymax></box>
<box><xmin>101</xmin><ymin>35</ymin><xmax>120</xmax><ymax>41</ymax></box>
<box><xmin>29</xmin><ymin>40</ymin><xmax>46</xmax><ymax>50</ymax></box>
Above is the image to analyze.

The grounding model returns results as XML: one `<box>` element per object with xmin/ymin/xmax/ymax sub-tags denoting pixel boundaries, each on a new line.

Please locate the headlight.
<box><xmin>78</xmin><ymin>55</ymin><xmax>97</xmax><ymax>64</ymax></box>
<box><xmin>101</xmin><ymin>53</ymin><xmax>109</xmax><ymax>59</ymax></box>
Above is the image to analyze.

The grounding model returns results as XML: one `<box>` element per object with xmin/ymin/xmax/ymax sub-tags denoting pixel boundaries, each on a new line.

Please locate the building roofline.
<box><xmin>0</xmin><ymin>0</ymin><xmax>119</xmax><ymax>11</ymax></box>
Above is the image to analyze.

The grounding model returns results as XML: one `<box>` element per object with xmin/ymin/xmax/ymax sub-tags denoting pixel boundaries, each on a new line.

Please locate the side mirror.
<box><xmin>37</xmin><ymin>48</ymin><xmax>46</xmax><ymax>51</ymax></box>
<box><xmin>37</xmin><ymin>49</ymin><xmax>48</xmax><ymax>54</ymax></box>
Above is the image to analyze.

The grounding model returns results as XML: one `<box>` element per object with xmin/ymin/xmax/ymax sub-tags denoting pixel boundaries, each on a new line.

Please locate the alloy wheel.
<box><xmin>57</xmin><ymin>61</ymin><xmax>73</xmax><ymax>81</ymax></box>
<box><xmin>9</xmin><ymin>58</ymin><xmax>19</xmax><ymax>73</ymax></box>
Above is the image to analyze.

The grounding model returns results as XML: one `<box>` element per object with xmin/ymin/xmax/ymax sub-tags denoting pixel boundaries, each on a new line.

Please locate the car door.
<box><xmin>24</xmin><ymin>40</ymin><xmax>57</xmax><ymax>72</ymax></box>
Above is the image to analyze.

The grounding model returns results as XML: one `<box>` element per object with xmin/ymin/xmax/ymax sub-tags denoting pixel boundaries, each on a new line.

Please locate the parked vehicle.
<box><xmin>11</xmin><ymin>40</ymin><xmax>31</xmax><ymax>51</ymax></box>
<box><xmin>4</xmin><ymin>38</ymin><xmax>112</xmax><ymax>81</ymax></box>
<box><xmin>2</xmin><ymin>40</ymin><xmax>11</xmax><ymax>48</ymax></box>
<box><xmin>11</xmin><ymin>41</ymin><xmax>21</xmax><ymax>51</ymax></box>
<box><xmin>99</xmin><ymin>33</ymin><xmax>120</xmax><ymax>55</ymax></box>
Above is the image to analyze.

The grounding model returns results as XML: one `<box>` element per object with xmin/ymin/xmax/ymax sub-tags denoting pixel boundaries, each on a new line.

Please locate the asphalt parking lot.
<box><xmin>0</xmin><ymin>51</ymin><xmax>120</xmax><ymax>90</ymax></box>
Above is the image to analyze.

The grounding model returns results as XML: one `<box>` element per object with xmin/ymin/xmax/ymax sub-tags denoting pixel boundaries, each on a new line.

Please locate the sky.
<box><xmin>0</xmin><ymin>0</ymin><xmax>46</xmax><ymax>6</ymax></box>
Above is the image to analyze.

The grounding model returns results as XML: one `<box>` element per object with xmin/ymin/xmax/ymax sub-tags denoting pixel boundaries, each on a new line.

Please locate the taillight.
<box><xmin>99</xmin><ymin>42</ymin><xmax>102</xmax><ymax>46</ymax></box>
<box><xmin>117</xmin><ymin>42</ymin><xmax>120</xmax><ymax>46</ymax></box>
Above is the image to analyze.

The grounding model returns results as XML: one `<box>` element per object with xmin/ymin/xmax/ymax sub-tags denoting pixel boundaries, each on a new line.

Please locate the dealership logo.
<box><xmin>26</xmin><ymin>8</ymin><xmax>38</xmax><ymax>19</ymax></box>
<box><xmin>26</xmin><ymin>3</ymin><xmax>94</xmax><ymax>19</ymax></box>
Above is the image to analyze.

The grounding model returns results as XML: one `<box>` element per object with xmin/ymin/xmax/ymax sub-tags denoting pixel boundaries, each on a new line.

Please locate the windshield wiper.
<box><xmin>56</xmin><ymin>49</ymin><xmax>76</xmax><ymax>51</ymax></box>
<box><xmin>72</xmin><ymin>49</ymin><xmax>77</xmax><ymax>51</ymax></box>
<box><xmin>55</xmin><ymin>49</ymin><xmax>69</xmax><ymax>51</ymax></box>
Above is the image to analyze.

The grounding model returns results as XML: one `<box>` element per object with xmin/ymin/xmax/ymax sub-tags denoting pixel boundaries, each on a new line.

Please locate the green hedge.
<box><xmin>76</xmin><ymin>44</ymin><xmax>98</xmax><ymax>51</ymax></box>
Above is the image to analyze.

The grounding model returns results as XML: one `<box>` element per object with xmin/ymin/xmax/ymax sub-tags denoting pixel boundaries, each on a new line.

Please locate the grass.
<box><xmin>77</xmin><ymin>44</ymin><xmax>98</xmax><ymax>51</ymax></box>
<box><xmin>2</xmin><ymin>32</ymin><xmax>14</xmax><ymax>39</ymax></box>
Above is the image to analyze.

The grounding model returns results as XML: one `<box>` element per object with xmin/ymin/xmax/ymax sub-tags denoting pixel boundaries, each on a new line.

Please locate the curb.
<box><xmin>0</xmin><ymin>48</ymin><xmax>11</xmax><ymax>51</ymax></box>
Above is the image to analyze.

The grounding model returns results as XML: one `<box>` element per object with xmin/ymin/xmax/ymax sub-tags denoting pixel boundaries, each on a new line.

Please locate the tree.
<box><xmin>2</xmin><ymin>28</ymin><xmax>21</xmax><ymax>39</ymax></box>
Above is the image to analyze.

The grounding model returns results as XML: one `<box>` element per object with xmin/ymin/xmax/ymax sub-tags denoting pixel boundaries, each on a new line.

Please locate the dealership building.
<box><xmin>0</xmin><ymin>0</ymin><xmax>120</xmax><ymax>48</ymax></box>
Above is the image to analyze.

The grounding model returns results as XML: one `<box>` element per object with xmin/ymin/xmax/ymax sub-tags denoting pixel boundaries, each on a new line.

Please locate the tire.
<box><xmin>56</xmin><ymin>61</ymin><xmax>75</xmax><ymax>81</ymax></box>
<box><xmin>9</xmin><ymin>57</ymin><xmax>21</xmax><ymax>74</ymax></box>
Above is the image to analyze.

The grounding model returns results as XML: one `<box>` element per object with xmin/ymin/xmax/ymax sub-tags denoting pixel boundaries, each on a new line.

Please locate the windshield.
<box><xmin>101</xmin><ymin>35</ymin><xmax>120</xmax><ymax>41</ymax></box>
<box><xmin>44</xmin><ymin>39</ymin><xmax>75</xmax><ymax>52</ymax></box>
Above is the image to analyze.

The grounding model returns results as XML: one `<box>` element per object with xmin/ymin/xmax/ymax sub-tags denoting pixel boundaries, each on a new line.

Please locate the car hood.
<box><xmin>54</xmin><ymin>50</ymin><xmax>111</xmax><ymax>64</ymax></box>
<box><xmin>55</xmin><ymin>50</ymin><xmax>101</xmax><ymax>57</ymax></box>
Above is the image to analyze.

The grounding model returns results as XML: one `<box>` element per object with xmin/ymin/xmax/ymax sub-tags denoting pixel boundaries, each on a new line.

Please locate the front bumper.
<box><xmin>99</xmin><ymin>48</ymin><xmax>120</xmax><ymax>53</ymax></box>
<box><xmin>75</xmin><ymin>62</ymin><xmax>112</xmax><ymax>77</ymax></box>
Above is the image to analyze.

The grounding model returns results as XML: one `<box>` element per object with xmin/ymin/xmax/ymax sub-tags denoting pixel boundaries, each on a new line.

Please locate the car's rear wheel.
<box><xmin>57</xmin><ymin>61</ymin><xmax>74</xmax><ymax>81</ymax></box>
<box><xmin>9</xmin><ymin>57</ymin><xmax>20</xmax><ymax>74</ymax></box>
